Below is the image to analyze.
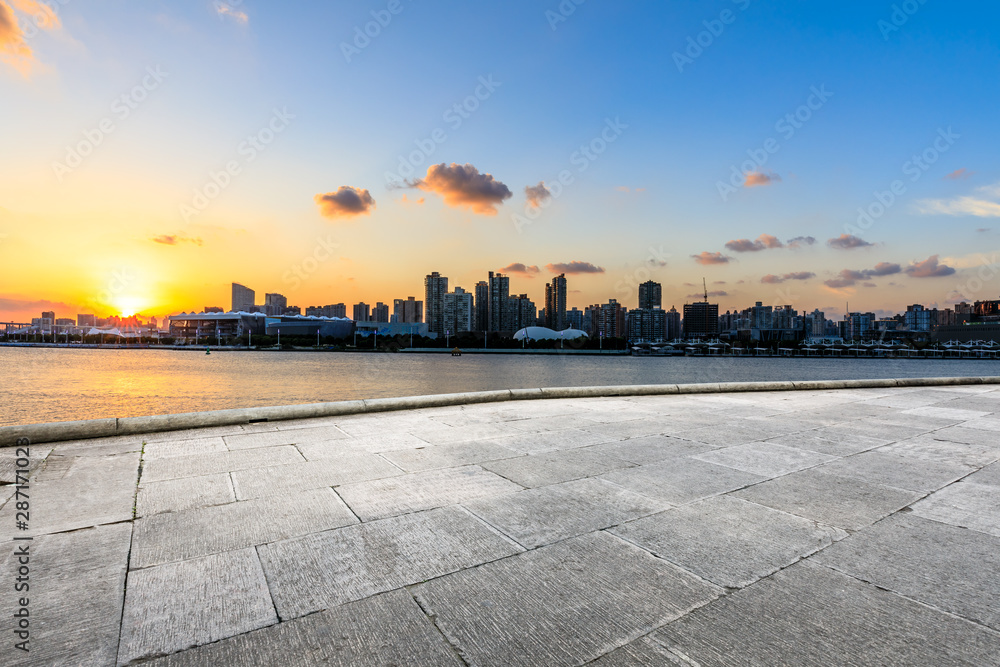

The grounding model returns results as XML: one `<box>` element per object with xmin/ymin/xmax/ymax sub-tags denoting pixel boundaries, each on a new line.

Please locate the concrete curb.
<box><xmin>2</xmin><ymin>376</ymin><xmax>998</xmax><ymax>446</ymax></box>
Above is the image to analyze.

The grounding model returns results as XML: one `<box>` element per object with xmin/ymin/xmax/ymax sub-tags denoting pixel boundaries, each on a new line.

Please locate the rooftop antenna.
<box><xmin>703</xmin><ymin>277</ymin><xmax>708</xmax><ymax>302</ymax></box>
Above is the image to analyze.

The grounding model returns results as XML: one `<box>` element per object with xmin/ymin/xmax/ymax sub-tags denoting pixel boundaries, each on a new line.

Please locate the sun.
<box><xmin>115</xmin><ymin>296</ymin><xmax>145</xmax><ymax>317</ymax></box>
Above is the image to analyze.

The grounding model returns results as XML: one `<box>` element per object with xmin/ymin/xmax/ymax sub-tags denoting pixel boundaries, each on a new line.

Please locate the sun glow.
<box><xmin>115</xmin><ymin>296</ymin><xmax>146</xmax><ymax>317</ymax></box>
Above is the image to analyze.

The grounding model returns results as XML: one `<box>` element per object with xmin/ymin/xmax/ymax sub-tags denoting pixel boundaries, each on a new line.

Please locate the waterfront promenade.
<box><xmin>2</xmin><ymin>380</ymin><xmax>999</xmax><ymax>665</ymax></box>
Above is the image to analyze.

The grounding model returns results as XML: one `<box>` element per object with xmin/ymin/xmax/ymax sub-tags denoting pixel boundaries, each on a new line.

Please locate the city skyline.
<box><xmin>2</xmin><ymin>2</ymin><xmax>999</xmax><ymax>323</ymax></box>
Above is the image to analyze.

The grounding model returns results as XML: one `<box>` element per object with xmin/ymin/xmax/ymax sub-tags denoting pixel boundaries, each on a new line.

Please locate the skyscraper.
<box><xmin>393</xmin><ymin>297</ymin><xmax>423</xmax><ymax>323</ymax></box>
<box><xmin>544</xmin><ymin>274</ymin><xmax>567</xmax><ymax>330</ymax></box>
<box><xmin>474</xmin><ymin>281</ymin><xmax>489</xmax><ymax>331</ymax></box>
<box><xmin>638</xmin><ymin>281</ymin><xmax>662</xmax><ymax>309</ymax></box>
<box><xmin>425</xmin><ymin>272</ymin><xmax>448</xmax><ymax>335</ymax></box>
<box><xmin>353</xmin><ymin>302</ymin><xmax>371</xmax><ymax>322</ymax></box>
<box><xmin>264</xmin><ymin>293</ymin><xmax>287</xmax><ymax>316</ymax></box>
<box><xmin>372</xmin><ymin>302</ymin><xmax>390</xmax><ymax>323</ymax></box>
<box><xmin>665</xmin><ymin>306</ymin><xmax>681</xmax><ymax>340</ymax></box>
<box><xmin>508</xmin><ymin>294</ymin><xmax>537</xmax><ymax>331</ymax></box>
<box><xmin>682</xmin><ymin>301</ymin><xmax>720</xmax><ymax>339</ymax></box>
<box><xmin>488</xmin><ymin>271</ymin><xmax>509</xmax><ymax>332</ymax></box>
<box><xmin>232</xmin><ymin>283</ymin><xmax>255</xmax><ymax>312</ymax></box>
<box><xmin>443</xmin><ymin>287</ymin><xmax>474</xmax><ymax>334</ymax></box>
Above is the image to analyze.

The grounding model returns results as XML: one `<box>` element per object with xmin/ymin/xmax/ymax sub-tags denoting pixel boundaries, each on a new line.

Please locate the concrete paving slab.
<box><xmin>0</xmin><ymin>445</ymin><xmax>51</xmax><ymax>483</ymax></box>
<box><xmin>415</xmin><ymin>531</ymin><xmax>722</xmax><ymax>667</ymax></box>
<box><xmin>131</xmin><ymin>487</ymin><xmax>359</xmax><ymax>568</ymax></box>
<box><xmin>815</xmin><ymin>513</ymin><xmax>1000</xmax><ymax>631</ymax></box>
<box><xmin>601</xmin><ymin>457</ymin><xmax>765</xmax><ymax>505</ymax></box>
<box><xmin>504</xmin><ymin>413</ymin><xmax>596</xmax><ymax>432</ymax></box>
<box><xmin>880</xmin><ymin>435</ymin><xmax>1000</xmax><ymax>468</ymax></box>
<box><xmin>763</xmin><ymin>430</ymin><xmax>885</xmax><ymax>457</ymax></box>
<box><xmin>299</xmin><ymin>431</ymin><xmax>429</xmax><ymax>455</ymax></box>
<box><xmin>672</xmin><ymin>422</ymin><xmax>797</xmax><ymax>447</ymax></box>
<box><xmin>931</xmin><ymin>424</ymin><xmax>1000</xmax><ymax>447</ymax></box>
<box><xmin>141</xmin><ymin>445</ymin><xmax>303</xmax><ymax>483</ymax></box>
<box><xmin>612</xmin><ymin>495</ymin><xmax>846</xmax><ymax>589</ymax></box>
<box><xmin>136</xmin><ymin>472</ymin><xmax>235</xmax><ymax>517</ymax></box>
<box><xmin>141</xmin><ymin>424</ymin><xmax>249</xmax><ymax>442</ymax></box>
<box><xmin>118</xmin><ymin>548</ymin><xmax>278</xmax><ymax>665</ymax></box>
<box><xmin>733</xmin><ymin>469</ymin><xmax>920</xmax><ymax>530</ymax></box>
<box><xmin>912</xmin><ymin>481</ymin><xmax>1000</xmax><ymax>537</ymax></box>
<box><xmin>588</xmin><ymin>637</ymin><xmax>693</xmax><ymax>666</ymax></box>
<box><xmin>407</xmin><ymin>423</ymin><xmax>514</xmax><ymax>445</ymax></box>
<box><xmin>481</xmin><ymin>448</ymin><xmax>635</xmax><ymax>488</ymax></box>
<box><xmin>142</xmin><ymin>436</ymin><xmax>227</xmax><ymax>459</ymax></box>
<box><xmin>961</xmin><ymin>416</ymin><xmax>1000</xmax><ymax>432</ymax></box>
<box><xmin>653</xmin><ymin>560</ymin><xmax>1000</xmax><ymax>666</ymax></box>
<box><xmin>50</xmin><ymin>439</ymin><xmax>141</xmax><ymax>457</ymax></box>
<box><xmin>230</xmin><ymin>452</ymin><xmax>403</xmax><ymax>500</ymax></box>
<box><xmin>691</xmin><ymin>442</ymin><xmax>836</xmax><ymax>478</ymax></box>
<box><xmin>380</xmin><ymin>440</ymin><xmax>521</xmax><ymax>472</ymax></box>
<box><xmin>812</xmin><ymin>420</ymin><xmax>925</xmax><ymax>444</ymax></box>
<box><xmin>814</xmin><ymin>450</ymin><xmax>974</xmax><ymax>493</ymax></box>
<box><xmin>465</xmin><ymin>478</ymin><xmax>669</xmax><ymax>548</ymax></box>
<box><xmin>485</xmin><ymin>428</ymin><xmax>616</xmax><ymax>454</ymax></box>
<box><xmin>336</xmin><ymin>465</ymin><xmax>523</xmax><ymax>521</ymax></box>
<box><xmin>143</xmin><ymin>589</ymin><xmax>463</xmax><ymax>667</ymax></box>
<box><xmin>0</xmin><ymin>453</ymin><xmax>139</xmax><ymax>537</ymax></box>
<box><xmin>967</xmin><ymin>462</ymin><xmax>1000</xmax><ymax>487</ymax></box>
<box><xmin>223</xmin><ymin>427</ymin><xmax>349</xmax><ymax>450</ymax></box>
<box><xmin>0</xmin><ymin>524</ymin><xmax>131</xmax><ymax>667</ymax></box>
<box><xmin>258</xmin><ymin>506</ymin><xmax>522</xmax><ymax>619</ymax></box>
<box><xmin>902</xmin><ymin>406</ymin><xmax>992</xmax><ymax>421</ymax></box>
<box><xmin>580</xmin><ymin>435</ymin><xmax>718</xmax><ymax>465</ymax></box>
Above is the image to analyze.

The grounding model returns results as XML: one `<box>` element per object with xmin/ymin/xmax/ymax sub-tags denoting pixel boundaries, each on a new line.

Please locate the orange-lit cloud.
<box><xmin>823</xmin><ymin>262</ymin><xmax>901</xmax><ymax>288</ymax></box>
<box><xmin>725</xmin><ymin>234</ymin><xmax>784</xmax><ymax>252</ymax></box>
<box><xmin>743</xmin><ymin>171</ymin><xmax>780</xmax><ymax>187</ymax></box>
<box><xmin>546</xmin><ymin>261</ymin><xmax>604</xmax><ymax>274</ymax></box>
<box><xmin>399</xmin><ymin>194</ymin><xmax>425</xmax><ymax>205</ymax></box>
<box><xmin>500</xmin><ymin>262</ymin><xmax>541</xmax><ymax>276</ymax></box>
<box><xmin>905</xmin><ymin>255</ymin><xmax>955</xmax><ymax>278</ymax></box>
<box><xmin>786</xmin><ymin>236</ymin><xmax>816</xmax><ymax>248</ymax></box>
<box><xmin>524</xmin><ymin>182</ymin><xmax>551</xmax><ymax>207</ymax></box>
<box><xmin>688</xmin><ymin>290</ymin><xmax>728</xmax><ymax>298</ymax></box>
<box><xmin>943</xmin><ymin>168</ymin><xmax>973</xmax><ymax>180</ymax></box>
<box><xmin>152</xmin><ymin>234</ymin><xmax>203</xmax><ymax>246</ymax></box>
<box><xmin>315</xmin><ymin>186</ymin><xmax>376</xmax><ymax>219</ymax></box>
<box><xmin>692</xmin><ymin>251</ymin><xmax>730</xmax><ymax>265</ymax></box>
<box><xmin>827</xmin><ymin>234</ymin><xmax>873</xmax><ymax>250</ymax></box>
<box><xmin>412</xmin><ymin>163</ymin><xmax>512</xmax><ymax>215</ymax></box>
<box><xmin>761</xmin><ymin>272</ymin><xmax>815</xmax><ymax>284</ymax></box>
<box><xmin>0</xmin><ymin>0</ymin><xmax>60</xmax><ymax>75</ymax></box>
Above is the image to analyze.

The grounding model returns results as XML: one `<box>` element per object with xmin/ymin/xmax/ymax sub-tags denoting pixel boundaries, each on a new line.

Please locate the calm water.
<box><xmin>2</xmin><ymin>346</ymin><xmax>1000</xmax><ymax>426</ymax></box>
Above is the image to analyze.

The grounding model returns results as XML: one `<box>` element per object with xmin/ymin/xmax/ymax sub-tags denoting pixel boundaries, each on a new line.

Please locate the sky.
<box><xmin>1</xmin><ymin>0</ymin><xmax>999</xmax><ymax>324</ymax></box>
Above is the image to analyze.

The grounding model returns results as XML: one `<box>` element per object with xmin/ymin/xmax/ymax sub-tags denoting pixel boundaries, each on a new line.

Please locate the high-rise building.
<box><xmin>487</xmin><ymin>271</ymin><xmax>510</xmax><ymax>332</ymax></box>
<box><xmin>77</xmin><ymin>314</ymin><xmax>96</xmax><ymax>327</ymax></box>
<box><xmin>443</xmin><ymin>287</ymin><xmax>475</xmax><ymax>334</ymax></box>
<box><xmin>638</xmin><ymin>281</ymin><xmax>662</xmax><ymax>310</ymax></box>
<box><xmin>589</xmin><ymin>300</ymin><xmax>626</xmax><ymax>338</ymax></box>
<box><xmin>508</xmin><ymin>294</ymin><xmax>537</xmax><ymax>331</ymax></box>
<box><xmin>372</xmin><ymin>302</ymin><xmax>390</xmax><ymax>322</ymax></box>
<box><xmin>305</xmin><ymin>304</ymin><xmax>347</xmax><ymax>318</ymax></box>
<box><xmin>566</xmin><ymin>307</ymin><xmax>584</xmax><ymax>331</ymax></box>
<box><xmin>682</xmin><ymin>301</ymin><xmax>720</xmax><ymax>339</ymax></box>
<box><xmin>474</xmin><ymin>281</ymin><xmax>489</xmax><ymax>331</ymax></box>
<box><xmin>905</xmin><ymin>304</ymin><xmax>932</xmax><ymax>331</ymax></box>
<box><xmin>393</xmin><ymin>297</ymin><xmax>423</xmax><ymax>324</ymax></box>
<box><xmin>264</xmin><ymin>293</ymin><xmax>287</xmax><ymax>316</ymax></box>
<box><xmin>627</xmin><ymin>308</ymin><xmax>667</xmax><ymax>342</ymax></box>
<box><xmin>544</xmin><ymin>274</ymin><xmax>567</xmax><ymax>330</ymax></box>
<box><xmin>424</xmin><ymin>272</ymin><xmax>449</xmax><ymax>335</ymax></box>
<box><xmin>808</xmin><ymin>309</ymin><xmax>826</xmax><ymax>337</ymax></box>
<box><xmin>353</xmin><ymin>302</ymin><xmax>371</xmax><ymax>322</ymax></box>
<box><xmin>665</xmin><ymin>306</ymin><xmax>681</xmax><ymax>340</ymax></box>
<box><xmin>232</xmin><ymin>283</ymin><xmax>255</xmax><ymax>312</ymax></box>
<box><xmin>844</xmin><ymin>312</ymin><xmax>876</xmax><ymax>340</ymax></box>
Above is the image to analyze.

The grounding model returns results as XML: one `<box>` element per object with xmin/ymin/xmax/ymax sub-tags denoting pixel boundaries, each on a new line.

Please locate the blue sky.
<box><xmin>1</xmin><ymin>0</ymin><xmax>998</xmax><ymax>321</ymax></box>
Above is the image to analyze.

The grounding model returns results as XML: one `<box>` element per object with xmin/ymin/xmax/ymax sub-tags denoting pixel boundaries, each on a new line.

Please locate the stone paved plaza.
<box><xmin>2</xmin><ymin>384</ymin><xmax>1000</xmax><ymax>665</ymax></box>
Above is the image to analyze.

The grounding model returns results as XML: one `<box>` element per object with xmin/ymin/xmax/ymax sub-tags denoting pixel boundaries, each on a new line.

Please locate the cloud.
<box><xmin>501</xmin><ymin>262</ymin><xmax>541</xmax><ymax>276</ymax></box>
<box><xmin>692</xmin><ymin>251</ymin><xmax>730</xmax><ymax>265</ymax></box>
<box><xmin>713</xmin><ymin>280</ymin><xmax>727</xmax><ymax>285</ymax></box>
<box><xmin>744</xmin><ymin>171</ymin><xmax>780</xmax><ymax>188</ymax></box>
<box><xmin>545</xmin><ymin>261</ymin><xmax>605</xmax><ymax>275</ymax></box>
<box><xmin>977</xmin><ymin>227</ymin><xmax>991</xmax><ymax>233</ymax></box>
<box><xmin>823</xmin><ymin>262</ymin><xmax>901</xmax><ymax>288</ymax></box>
<box><xmin>524</xmin><ymin>182</ymin><xmax>551</xmax><ymax>208</ymax></box>
<box><xmin>687</xmin><ymin>290</ymin><xmax>728</xmax><ymax>298</ymax></box>
<box><xmin>314</xmin><ymin>186</ymin><xmax>376</xmax><ymax>219</ymax></box>
<box><xmin>905</xmin><ymin>255</ymin><xmax>956</xmax><ymax>278</ymax></box>
<box><xmin>944</xmin><ymin>168</ymin><xmax>973</xmax><ymax>180</ymax></box>
<box><xmin>762</xmin><ymin>271</ymin><xmax>816</xmax><ymax>284</ymax></box>
<box><xmin>409</xmin><ymin>163</ymin><xmax>512</xmax><ymax>215</ymax></box>
<box><xmin>0</xmin><ymin>0</ymin><xmax>60</xmax><ymax>75</ymax></box>
<box><xmin>399</xmin><ymin>194</ymin><xmax>425</xmax><ymax>205</ymax></box>
<box><xmin>915</xmin><ymin>181</ymin><xmax>1000</xmax><ymax>218</ymax></box>
<box><xmin>786</xmin><ymin>236</ymin><xmax>816</xmax><ymax>248</ymax></box>
<box><xmin>152</xmin><ymin>234</ymin><xmax>203</xmax><ymax>246</ymax></box>
<box><xmin>216</xmin><ymin>4</ymin><xmax>248</xmax><ymax>24</ymax></box>
<box><xmin>862</xmin><ymin>282</ymin><xmax>877</xmax><ymax>288</ymax></box>
<box><xmin>725</xmin><ymin>234</ymin><xmax>784</xmax><ymax>253</ymax></box>
<box><xmin>827</xmin><ymin>234</ymin><xmax>874</xmax><ymax>250</ymax></box>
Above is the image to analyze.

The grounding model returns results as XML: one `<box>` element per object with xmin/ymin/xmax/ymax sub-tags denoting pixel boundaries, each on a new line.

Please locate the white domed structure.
<box><xmin>513</xmin><ymin>327</ymin><xmax>588</xmax><ymax>341</ymax></box>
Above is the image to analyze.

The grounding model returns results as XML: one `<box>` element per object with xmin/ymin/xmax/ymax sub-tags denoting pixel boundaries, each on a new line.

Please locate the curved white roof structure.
<box><xmin>513</xmin><ymin>327</ymin><xmax>589</xmax><ymax>341</ymax></box>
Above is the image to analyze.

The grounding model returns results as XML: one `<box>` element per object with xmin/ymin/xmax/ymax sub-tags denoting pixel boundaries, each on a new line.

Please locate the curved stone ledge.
<box><xmin>2</xmin><ymin>376</ymin><xmax>997</xmax><ymax>446</ymax></box>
